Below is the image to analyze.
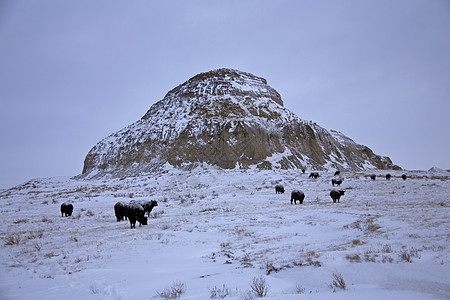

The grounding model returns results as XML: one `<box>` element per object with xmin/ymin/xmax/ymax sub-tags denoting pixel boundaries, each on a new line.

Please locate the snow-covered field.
<box><xmin>0</xmin><ymin>168</ymin><xmax>448</xmax><ymax>299</ymax></box>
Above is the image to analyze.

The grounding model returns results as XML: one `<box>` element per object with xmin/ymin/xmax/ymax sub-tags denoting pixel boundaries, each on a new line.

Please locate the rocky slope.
<box><xmin>82</xmin><ymin>68</ymin><xmax>399</xmax><ymax>177</ymax></box>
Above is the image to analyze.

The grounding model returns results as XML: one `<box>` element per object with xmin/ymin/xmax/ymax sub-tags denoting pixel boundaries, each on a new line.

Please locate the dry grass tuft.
<box><xmin>156</xmin><ymin>281</ymin><xmax>186</xmax><ymax>300</ymax></box>
<box><xmin>331</xmin><ymin>272</ymin><xmax>346</xmax><ymax>290</ymax></box>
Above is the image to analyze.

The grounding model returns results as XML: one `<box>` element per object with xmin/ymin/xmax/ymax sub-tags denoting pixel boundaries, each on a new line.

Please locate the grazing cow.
<box><xmin>275</xmin><ymin>184</ymin><xmax>285</xmax><ymax>194</ymax></box>
<box><xmin>330</xmin><ymin>190</ymin><xmax>345</xmax><ymax>203</ymax></box>
<box><xmin>301</xmin><ymin>169</ymin><xmax>306</xmax><ymax>174</ymax></box>
<box><xmin>309</xmin><ymin>172</ymin><xmax>319</xmax><ymax>179</ymax></box>
<box><xmin>334</xmin><ymin>171</ymin><xmax>341</xmax><ymax>176</ymax></box>
<box><xmin>291</xmin><ymin>190</ymin><xmax>305</xmax><ymax>204</ymax></box>
<box><xmin>386</xmin><ymin>173</ymin><xmax>392</xmax><ymax>181</ymax></box>
<box><xmin>370</xmin><ymin>174</ymin><xmax>376</xmax><ymax>181</ymax></box>
<box><xmin>332</xmin><ymin>178</ymin><xmax>343</xmax><ymax>186</ymax></box>
<box><xmin>130</xmin><ymin>200</ymin><xmax>158</xmax><ymax>217</ymax></box>
<box><xmin>60</xmin><ymin>203</ymin><xmax>73</xmax><ymax>217</ymax></box>
<box><xmin>402</xmin><ymin>174</ymin><xmax>407</xmax><ymax>180</ymax></box>
<box><xmin>126</xmin><ymin>202</ymin><xmax>147</xmax><ymax>229</ymax></box>
<box><xmin>114</xmin><ymin>202</ymin><xmax>128</xmax><ymax>221</ymax></box>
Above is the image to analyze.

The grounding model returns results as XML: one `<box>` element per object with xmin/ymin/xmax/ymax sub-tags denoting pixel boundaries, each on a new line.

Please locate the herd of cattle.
<box><xmin>60</xmin><ymin>200</ymin><xmax>158</xmax><ymax>229</ymax></box>
<box><xmin>59</xmin><ymin>171</ymin><xmax>407</xmax><ymax>229</ymax></box>
<box><xmin>276</xmin><ymin>171</ymin><xmax>408</xmax><ymax>205</ymax></box>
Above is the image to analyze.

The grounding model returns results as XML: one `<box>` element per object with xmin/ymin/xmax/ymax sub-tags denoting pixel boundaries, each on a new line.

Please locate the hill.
<box><xmin>82</xmin><ymin>68</ymin><xmax>399</xmax><ymax>178</ymax></box>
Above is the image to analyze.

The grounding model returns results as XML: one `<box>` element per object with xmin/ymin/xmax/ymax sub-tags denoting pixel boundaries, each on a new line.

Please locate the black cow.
<box><xmin>331</xmin><ymin>178</ymin><xmax>343</xmax><ymax>186</ymax></box>
<box><xmin>126</xmin><ymin>202</ymin><xmax>147</xmax><ymax>229</ymax></box>
<box><xmin>309</xmin><ymin>172</ymin><xmax>319</xmax><ymax>179</ymax></box>
<box><xmin>130</xmin><ymin>200</ymin><xmax>158</xmax><ymax>217</ymax></box>
<box><xmin>60</xmin><ymin>203</ymin><xmax>73</xmax><ymax>217</ymax></box>
<box><xmin>275</xmin><ymin>184</ymin><xmax>285</xmax><ymax>194</ymax></box>
<box><xmin>330</xmin><ymin>190</ymin><xmax>345</xmax><ymax>203</ymax></box>
<box><xmin>301</xmin><ymin>169</ymin><xmax>306</xmax><ymax>174</ymax></box>
<box><xmin>334</xmin><ymin>171</ymin><xmax>341</xmax><ymax>176</ymax></box>
<box><xmin>291</xmin><ymin>190</ymin><xmax>305</xmax><ymax>204</ymax></box>
<box><xmin>386</xmin><ymin>173</ymin><xmax>392</xmax><ymax>181</ymax></box>
<box><xmin>114</xmin><ymin>202</ymin><xmax>128</xmax><ymax>222</ymax></box>
<box><xmin>370</xmin><ymin>174</ymin><xmax>376</xmax><ymax>181</ymax></box>
<box><xmin>402</xmin><ymin>174</ymin><xmax>407</xmax><ymax>180</ymax></box>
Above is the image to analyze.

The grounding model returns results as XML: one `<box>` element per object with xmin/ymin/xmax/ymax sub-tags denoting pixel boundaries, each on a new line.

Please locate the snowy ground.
<box><xmin>0</xmin><ymin>168</ymin><xmax>448</xmax><ymax>299</ymax></box>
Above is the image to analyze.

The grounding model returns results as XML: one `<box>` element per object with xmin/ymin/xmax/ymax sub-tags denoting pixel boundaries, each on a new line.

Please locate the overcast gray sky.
<box><xmin>1</xmin><ymin>0</ymin><xmax>449</xmax><ymax>189</ymax></box>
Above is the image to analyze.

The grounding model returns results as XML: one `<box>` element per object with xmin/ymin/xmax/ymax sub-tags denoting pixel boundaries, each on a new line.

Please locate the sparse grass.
<box><xmin>150</xmin><ymin>210</ymin><xmax>164</xmax><ymax>218</ymax></box>
<box><xmin>156</xmin><ymin>281</ymin><xmax>186</xmax><ymax>300</ymax></box>
<box><xmin>209</xmin><ymin>284</ymin><xmax>231</xmax><ymax>299</ymax></box>
<box><xmin>382</xmin><ymin>255</ymin><xmax>394</xmax><ymax>263</ymax></box>
<box><xmin>381</xmin><ymin>244</ymin><xmax>393</xmax><ymax>253</ymax></box>
<box><xmin>352</xmin><ymin>239</ymin><xmax>363</xmax><ymax>246</ymax></box>
<box><xmin>89</xmin><ymin>284</ymin><xmax>100</xmax><ymax>294</ymax></box>
<box><xmin>220</xmin><ymin>242</ymin><xmax>231</xmax><ymax>249</ymax></box>
<box><xmin>241</xmin><ymin>290</ymin><xmax>255</xmax><ymax>300</ymax></box>
<box><xmin>32</xmin><ymin>242</ymin><xmax>42</xmax><ymax>252</ymax></box>
<box><xmin>41</xmin><ymin>216</ymin><xmax>53</xmax><ymax>223</ymax></box>
<box><xmin>13</xmin><ymin>218</ymin><xmax>29</xmax><ymax>224</ymax></box>
<box><xmin>4</xmin><ymin>232</ymin><xmax>21</xmax><ymax>245</ymax></box>
<box><xmin>200</xmin><ymin>207</ymin><xmax>220</xmax><ymax>213</ymax></box>
<box><xmin>44</xmin><ymin>252</ymin><xmax>56</xmax><ymax>259</ymax></box>
<box><xmin>365</xmin><ymin>217</ymin><xmax>382</xmax><ymax>233</ymax></box>
<box><xmin>242</xmin><ymin>254</ymin><xmax>253</xmax><ymax>267</ymax></box>
<box><xmin>160</xmin><ymin>223</ymin><xmax>171</xmax><ymax>230</ymax></box>
<box><xmin>345</xmin><ymin>253</ymin><xmax>361</xmax><ymax>262</ymax></box>
<box><xmin>295</xmin><ymin>284</ymin><xmax>305</xmax><ymax>294</ymax></box>
<box><xmin>364</xmin><ymin>251</ymin><xmax>378</xmax><ymax>262</ymax></box>
<box><xmin>400</xmin><ymin>247</ymin><xmax>421</xmax><ymax>263</ymax></box>
<box><xmin>344</xmin><ymin>216</ymin><xmax>382</xmax><ymax>234</ymax></box>
<box><xmin>264</xmin><ymin>261</ymin><xmax>280</xmax><ymax>275</ymax></box>
<box><xmin>26</xmin><ymin>230</ymin><xmax>44</xmax><ymax>240</ymax></box>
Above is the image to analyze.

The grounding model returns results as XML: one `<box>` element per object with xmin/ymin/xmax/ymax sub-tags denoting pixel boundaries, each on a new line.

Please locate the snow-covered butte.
<box><xmin>82</xmin><ymin>68</ymin><xmax>399</xmax><ymax>178</ymax></box>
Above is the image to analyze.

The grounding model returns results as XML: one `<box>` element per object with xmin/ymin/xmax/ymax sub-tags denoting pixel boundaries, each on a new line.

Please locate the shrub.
<box><xmin>249</xmin><ymin>276</ymin><xmax>269</xmax><ymax>298</ymax></box>
<box><xmin>156</xmin><ymin>281</ymin><xmax>186</xmax><ymax>300</ymax></box>
<box><xmin>331</xmin><ymin>272</ymin><xmax>346</xmax><ymax>290</ymax></box>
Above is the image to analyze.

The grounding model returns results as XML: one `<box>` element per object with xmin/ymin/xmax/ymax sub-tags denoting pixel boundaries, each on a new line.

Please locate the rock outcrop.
<box><xmin>82</xmin><ymin>68</ymin><xmax>399</xmax><ymax>177</ymax></box>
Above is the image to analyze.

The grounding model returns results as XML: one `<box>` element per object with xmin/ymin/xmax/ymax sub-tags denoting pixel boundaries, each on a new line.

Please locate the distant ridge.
<box><xmin>82</xmin><ymin>68</ymin><xmax>400</xmax><ymax>177</ymax></box>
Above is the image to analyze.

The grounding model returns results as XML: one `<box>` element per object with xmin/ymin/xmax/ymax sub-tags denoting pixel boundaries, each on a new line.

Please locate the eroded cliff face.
<box><xmin>82</xmin><ymin>68</ymin><xmax>399</xmax><ymax>177</ymax></box>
